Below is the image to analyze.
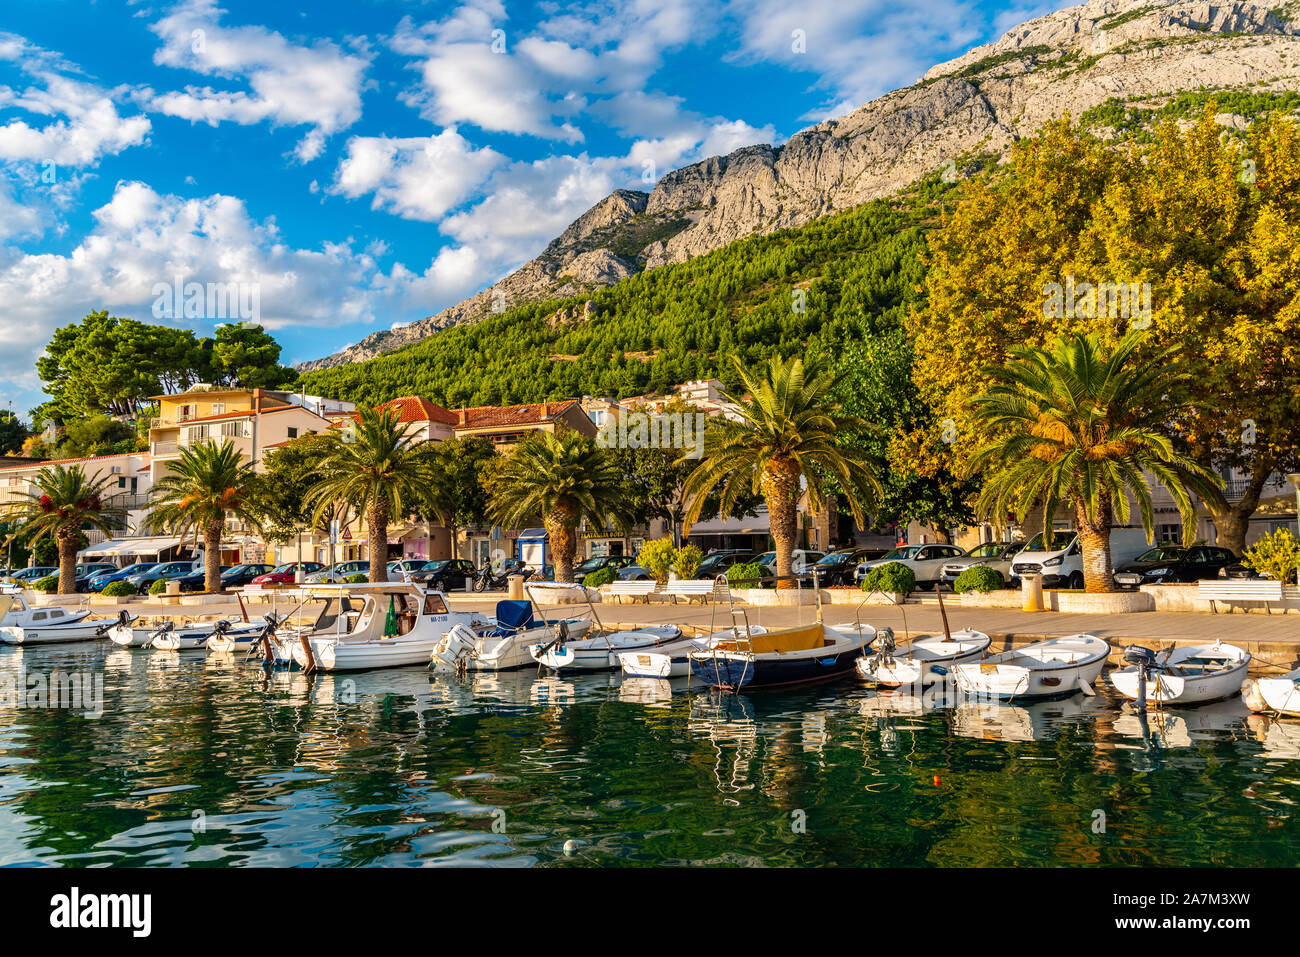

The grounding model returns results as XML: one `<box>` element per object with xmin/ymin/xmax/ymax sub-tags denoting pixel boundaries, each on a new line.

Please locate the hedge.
<box><xmin>102</xmin><ymin>580</ymin><xmax>137</xmax><ymax>597</ymax></box>
<box><xmin>583</xmin><ymin>567</ymin><xmax>617</xmax><ymax>588</ymax></box>
<box><xmin>954</xmin><ymin>565</ymin><xmax>1004</xmax><ymax>593</ymax></box>
<box><xmin>860</xmin><ymin>562</ymin><xmax>916</xmax><ymax>596</ymax></box>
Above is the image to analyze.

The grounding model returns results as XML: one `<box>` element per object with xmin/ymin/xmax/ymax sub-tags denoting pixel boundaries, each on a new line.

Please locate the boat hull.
<box><xmin>0</xmin><ymin>621</ymin><xmax>108</xmax><ymax>645</ymax></box>
<box><xmin>296</xmin><ymin>635</ymin><xmax>442</xmax><ymax>671</ymax></box>
<box><xmin>953</xmin><ymin>636</ymin><xmax>1109</xmax><ymax>700</ymax></box>
<box><xmin>1246</xmin><ymin>670</ymin><xmax>1300</xmax><ymax>716</ymax></box>
<box><xmin>689</xmin><ymin>641</ymin><xmax>865</xmax><ymax>690</ymax></box>
<box><xmin>1112</xmin><ymin>664</ymin><xmax>1249</xmax><ymax>705</ymax></box>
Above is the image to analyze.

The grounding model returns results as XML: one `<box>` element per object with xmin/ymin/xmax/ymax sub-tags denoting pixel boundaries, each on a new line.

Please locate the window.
<box><xmin>422</xmin><ymin>594</ymin><xmax>449</xmax><ymax>615</ymax></box>
<box><xmin>219</xmin><ymin>421</ymin><xmax>243</xmax><ymax>438</ymax></box>
<box><xmin>211</xmin><ymin>402</ymin><xmax>225</xmax><ymax>415</ymax></box>
<box><xmin>287</xmin><ymin>427</ymin><xmax>298</xmax><ymax>439</ymax></box>
<box><xmin>186</xmin><ymin>424</ymin><xmax>209</xmax><ymax>443</ymax></box>
<box><xmin>1156</xmin><ymin>524</ymin><xmax>1181</xmax><ymax>544</ymax></box>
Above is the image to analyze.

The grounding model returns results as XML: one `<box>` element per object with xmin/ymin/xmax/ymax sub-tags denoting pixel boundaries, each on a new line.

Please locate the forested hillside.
<box><xmin>297</xmin><ymin>179</ymin><xmax>952</xmax><ymax>407</ymax></box>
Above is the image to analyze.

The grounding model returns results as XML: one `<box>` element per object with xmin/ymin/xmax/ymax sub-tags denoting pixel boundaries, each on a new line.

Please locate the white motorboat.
<box><xmin>0</xmin><ymin>594</ymin><xmax>115</xmax><ymax>645</ymax></box>
<box><xmin>1243</xmin><ymin>667</ymin><xmax>1300</xmax><ymax>717</ymax></box>
<box><xmin>1111</xmin><ymin>641</ymin><xmax>1251</xmax><ymax>706</ymax></box>
<box><xmin>152</xmin><ymin>619</ymin><xmax>268</xmax><ymax>651</ymax></box>
<box><xmin>532</xmin><ymin>623</ymin><xmax>682</xmax><ymax>671</ymax></box>
<box><xmin>291</xmin><ymin>584</ymin><xmax>492</xmax><ymax>672</ymax></box>
<box><xmin>618</xmin><ymin>625</ymin><xmax>769</xmax><ymax>679</ymax></box>
<box><xmin>0</xmin><ymin>594</ymin><xmax>93</xmax><ymax>644</ymax></box>
<box><xmin>431</xmin><ymin>585</ymin><xmax>597</xmax><ymax>673</ymax></box>
<box><xmin>952</xmin><ymin>634</ymin><xmax>1110</xmax><ymax>699</ymax></box>
<box><xmin>856</xmin><ymin>627</ymin><xmax>991</xmax><ymax>687</ymax></box>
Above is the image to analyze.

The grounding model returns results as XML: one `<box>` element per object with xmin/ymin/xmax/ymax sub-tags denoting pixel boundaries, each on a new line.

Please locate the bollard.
<box><xmin>165</xmin><ymin>581</ymin><xmax>181</xmax><ymax>597</ymax></box>
<box><xmin>507</xmin><ymin>575</ymin><xmax>524</xmax><ymax>600</ymax></box>
<box><xmin>1021</xmin><ymin>573</ymin><xmax>1043</xmax><ymax>612</ymax></box>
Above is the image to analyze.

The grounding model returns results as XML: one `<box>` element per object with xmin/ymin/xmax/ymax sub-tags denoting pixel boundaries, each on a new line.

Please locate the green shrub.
<box><xmin>345</xmin><ymin>573</ymin><xmax>369</xmax><ymax>584</ymax></box>
<box><xmin>726</xmin><ymin>561</ymin><xmax>766</xmax><ymax>589</ymax></box>
<box><xmin>148</xmin><ymin>578</ymin><xmax>170</xmax><ymax>595</ymax></box>
<box><xmin>672</xmin><ymin>544</ymin><xmax>703</xmax><ymax>580</ymax></box>
<box><xmin>1243</xmin><ymin>527</ymin><xmax>1300</xmax><ymax>584</ymax></box>
<box><xmin>33</xmin><ymin>575</ymin><xmax>59</xmax><ymax>593</ymax></box>
<box><xmin>583</xmin><ymin>566</ymin><xmax>617</xmax><ymax>588</ymax></box>
<box><xmin>638</xmin><ymin>538</ymin><xmax>677</xmax><ymax>584</ymax></box>
<box><xmin>954</xmin><ymin>565</ymin><xmax>1003</xmax><ymax>593</ymax></box>
<box><xmin>861</xmin><ymin>562</ymin><xmax>916</xmax><ymax>596</ymax></box>
<box><xmin>102</xmin><ymin>580</ymin><xmax>137</xmax><ymax>597</ymax></box>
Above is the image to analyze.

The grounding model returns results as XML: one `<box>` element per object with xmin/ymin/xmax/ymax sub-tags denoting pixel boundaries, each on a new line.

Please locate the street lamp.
<box><xmin>1289</xmin><ymin>474</ymin><xmax>1300</xmax><ymax>538</ymax></box>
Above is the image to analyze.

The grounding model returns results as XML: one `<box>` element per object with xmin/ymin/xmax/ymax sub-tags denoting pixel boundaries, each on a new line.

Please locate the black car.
<box><xmin>1220</xmin><ymin>561</ymin><xmax>1269</xmax><ymax>580</ymax></box>
<box><xmin>413</xmin><ymin>558</ymin><xmax>477</xmax><ymax>591</ymax></box>
<box><xmin>218</xmin><ymin>564</ymin><xmax>275</xmax><ymax>589</ymax></box>
<box><xmin>573</xmin><ymin>555</ymin><xmax>633</xmax><ymax>584</ymax></box>
<box><xmin>810</xmin><ymin>548</ymin><xmax>886</xmax><ymax>586</ymax></box>
<box><xmin>176</xmin><ymin>565</ymin><xmax>234</xmax><ymax>592</ymax></box>
<box><xmin>693</xmin><ymin>550</ymin><xmax>757</xmax><ymax>580</ymax></box>
<box><xmin>1112</xmin><ymin>545</ymin><xmax>1237</xmax><ymax>590</ymax></box>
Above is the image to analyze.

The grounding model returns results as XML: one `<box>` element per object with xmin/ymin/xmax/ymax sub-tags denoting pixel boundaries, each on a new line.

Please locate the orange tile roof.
<box><xmin>0</xmin><ymin>452</ymin><xmax>142</xmax><ymax>473</ymax></box>
<box><xmin>375</xmin><ymin>396</ymin><xmax>458</xmax><ymax>426</ymax></box>
<box><xmin>454</xmin><ymin>400</ymin><xmax>579</xmax><ymax>429</ymax></box>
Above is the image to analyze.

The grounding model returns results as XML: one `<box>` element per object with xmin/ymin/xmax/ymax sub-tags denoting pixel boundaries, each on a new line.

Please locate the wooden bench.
<box><xmin>607</xmin><ymin>580</ymin><xmax>657</xmax><ymax>603</ymax></box>
<box><xmin>663</xmin><ymin>579</ymin><xmax>730</xmax><ymax>604</ymax></box>
<box><xmin>1197</xmin><ymin>579</ymin><xmax>1284</xmax><ymax>614</ymax></box>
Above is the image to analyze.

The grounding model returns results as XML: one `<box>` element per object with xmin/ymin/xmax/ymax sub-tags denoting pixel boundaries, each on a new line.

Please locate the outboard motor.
<box><xmin>865</xmin><ymin>626</ymin><xmax>895</xmax><ymax>676</ymax></box>
<box><xmin>1123</xmin><ymin>645</ymin><xmax>1159</xmax><ymax>713</ymax></box>
<box><xmin>432</xmin><ymin>623</ymin><xmax>481</xmax><ymax>675</ymax></box>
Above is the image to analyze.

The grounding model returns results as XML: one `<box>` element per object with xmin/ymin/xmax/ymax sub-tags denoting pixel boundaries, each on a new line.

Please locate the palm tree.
<box><xmin>5</xmin><ymin>465</ymin><xmax>124</xmax><ymax>594</ymax></box>
<box><xmin>682</xmin><ymin>356</ymin><xmax>882</xmax><ymax>589</ymax></box>
<box><xmin>149</xmin><ymin>440</ymin><xmax>263</xmax><ymax>593</ymax></box>
<box><xmin>305</xmin><ymin>407</ymin><xmax>431</xmax><ymax>583</ymax></box>
<box><xmin>486</xmin><ymin>430</ymin><xmax>626</xmax><ymax>582</ymax></box>
<box><xmin>968</xmin><ymin>331</ymin><xmax>1221</xmax><ymax>592</ymax></box>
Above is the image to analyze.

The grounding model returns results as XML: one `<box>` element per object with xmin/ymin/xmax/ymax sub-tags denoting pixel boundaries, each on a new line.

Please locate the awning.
<box><xmin>80</xmin><ymin>536</ymin><xmax>182</xmax><ymax>557</ymax></box>
<box><xmin>687</xmin><ymin>513</ymin><xmax>770</xmax><ymax>536</ymax></box>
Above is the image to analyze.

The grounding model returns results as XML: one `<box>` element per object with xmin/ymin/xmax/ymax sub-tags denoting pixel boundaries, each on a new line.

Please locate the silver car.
<box><xmin>938</xmin><ymin>541</ymin><xmax>1023</xmax><ymax>588</ymax></box>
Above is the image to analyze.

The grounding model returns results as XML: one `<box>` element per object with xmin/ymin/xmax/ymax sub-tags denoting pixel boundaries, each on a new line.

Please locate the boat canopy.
<box><xmin>495</xmin><ymin>599</ymin><xmax>534</xmax><ymax>630</ymax></box>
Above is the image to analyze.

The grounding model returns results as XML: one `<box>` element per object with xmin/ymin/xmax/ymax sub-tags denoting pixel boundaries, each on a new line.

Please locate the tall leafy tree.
<box><xmin>683</xmin><ymin>355</ymin><xmax>882</xmax><ymax>588</ymax></box>
<box><xmin>968</xmin><ymin>332</ymin><xmax>1220</xmax><ymax>592</ymax></box>
<box><xmin>486</xmin><ymin>430</ymin><xmax>626</xmax><ymax>582</ymax></box>
<box><xmin>0</xmin><ymin>411</ymin><xmax>26</xmax><ymax>455</ymax></box>
<box><xmin>149</xmin><ymin>441</ymin><xmax>263</xmax><ymax>593</ymax></box>
<box><xmin>305</xmin><ymin>408</ymin><xmax>431</xmax><ymax>582</ymax></box>
<box><xmin>419</xmin><ymin>436</ymin><xmax>496</xmax><ymax>560</ymax></box>
<box><xmin>4</xmin><ymin>466</ymin><xmax>124</xmax><ymax>593</ymax></box>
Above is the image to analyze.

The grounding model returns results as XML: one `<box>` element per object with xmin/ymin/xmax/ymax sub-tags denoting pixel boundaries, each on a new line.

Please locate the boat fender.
<box><xmin>931</xmin><ymin>665</ymin><xmax>948</xmax><ymax>676</ymax></box>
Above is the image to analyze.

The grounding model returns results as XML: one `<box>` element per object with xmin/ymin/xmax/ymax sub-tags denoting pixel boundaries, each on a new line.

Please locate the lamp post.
<box><xmin>1289</xmin><ymin>474</ymin><xmax>1300</xmax><ymax>538</ymax></box>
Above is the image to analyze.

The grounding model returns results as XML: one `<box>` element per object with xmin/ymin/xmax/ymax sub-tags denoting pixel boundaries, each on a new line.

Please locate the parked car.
<box><xmin>387</xmin><ymin>559</ymin><xmax>430</xmax><ymax>582</ymax></box>
<box><xmin>694</xmin><ymin>550</ymin><xmax>758</xmax><ymax>581</ymax></box>
<box><xmin>5</xmin><ymin>566</ymin><xmax>59</xmax><ymax>586</ymax></box>
<box><xmin>413</xmin><ymin>558</ymin><xmax>477</xmax><ymax>591</ymax></box>
<box><xmin>219</xmin><ymin>563</ymin><xmax>274</xmax><ymax>588</ymax></box>
<box><xmin>1008</xmin><ymin>529</ymin><xmax>1151</xmax><ymax>589</ymax></box>
<box><xmin>250</xmin><ymin>562</ymin><xmax>325</xmax><ymax>585</ymax></box>
<box><xmin>176</xmin><ymin>565</ymin><xmax>235</xmax><ymax>592</ymax></box>
<box><xmin>573</xmin><ymin>555</ymin><xmax>633</xmax><ymax>584</ymax></box>
<box><xmin>1113</xmin><ymin>544</ymin><xmax>1237</xmax><ymax>590</ymax></box>
<box><xmin>617</xmin><ymin>560</ymin><xmax>653</xmax><ymax>581</ymax></box>
<box><xmin>754</xmin><ymin>549</ymin><xmax>824</xmax><ymax>586</ymax></box>
<box><xmin>807</xmin><ymin>548</ymin><xmax>886</xmax><ymax>587</ymax></box>
<box><xmin>305</xmin><ymin>560</ymin><xmax>371</xmax><ymax>584</ymax></box>
<box><xmin>73</xmin><ymin>563</ymin><xmax>119</xmax><ymax>592</ymax></box>
<box><xmin>86</xmin><ymin>562</ymin><xmax>157</xmax><ymax>592</ymax></box>
<box><xmin>939</xmin><ymin>541</ymin><xmax>1023</xmax><ymax>589</ymax></box>
<box><xmin>856</xmin><ymin>544</ymin><xmax>967</xmax><ymax>591</ymax></box>
<box><xmin>125</xmin><ymin>560</ymin><xmax>199</xmax><ymax>594</ymax></box>
<box><xmin>1220</xmin><ymin>561</ymin><xmax>1270</xmax><ymax>580</ymax></box>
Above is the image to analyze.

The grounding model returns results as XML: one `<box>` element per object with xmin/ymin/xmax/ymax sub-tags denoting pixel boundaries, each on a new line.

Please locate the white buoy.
<box><xmin>563</xmin><ymin>839</ymin><xmax>579</xmax><ymax>856</ymax></box>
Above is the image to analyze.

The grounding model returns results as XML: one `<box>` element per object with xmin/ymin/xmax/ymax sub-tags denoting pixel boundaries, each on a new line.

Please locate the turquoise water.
<box><xmin>0</xmin><ymin>641</ymin><xmax>1297</xmax><ymax>866</ymax></box>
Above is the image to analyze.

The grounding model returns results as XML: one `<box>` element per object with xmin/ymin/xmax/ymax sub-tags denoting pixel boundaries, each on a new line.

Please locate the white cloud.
<box><xmin>0</xmin><ymin>32</ymin><xmax>151</xmax><ymax>167</ymax></box>
<box><xmin>331</xmin><ymin>129</ymin><xmax>505</xmax><ymax>221</ymax></box>
<box><xmin>147</xmin><ymin>0</ymin><xmax>370</xmax><ymax>161</ymax></box>
<box><xmin>723</xmin><ymin>0</ymin><xmax>991</xmax><ymax>119</ymax></box>
<box><xmin>0</xmin><ymin>181</ymin><xmax>394</xmax><ymax>398</ymax></box>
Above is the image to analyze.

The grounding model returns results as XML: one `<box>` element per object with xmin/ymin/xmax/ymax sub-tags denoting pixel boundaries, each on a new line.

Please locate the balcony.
<box><xmin>152</xmin><ymin>441</ymin><xmax>180</xmax><ymax>457</ymax></box>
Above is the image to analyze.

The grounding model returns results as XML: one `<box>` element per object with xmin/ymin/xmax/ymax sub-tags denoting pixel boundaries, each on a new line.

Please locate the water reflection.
<box><xmin>0</xmin><ymin>643</ymin><xmax>1298</xmax><ymax>866</ymax></box>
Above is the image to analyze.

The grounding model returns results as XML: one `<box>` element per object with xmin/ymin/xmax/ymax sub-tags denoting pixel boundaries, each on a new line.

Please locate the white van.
<box><xmin>1008</xmin><ymin>528</ymin><xmax>1152</xmax><ymax>588</ymax></box>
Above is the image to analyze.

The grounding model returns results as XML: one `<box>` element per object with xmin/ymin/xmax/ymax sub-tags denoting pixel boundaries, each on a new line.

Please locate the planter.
<box><xmin>736</xmin><ymin>588</ymin><xmax>816</xmax><ymax>606</ymax></box>
<box><xmin>1055</xmin><ymin>590</ymin><xmax>1154</xmax><ymax>614</ymax></box>
<box><xmin>89</xmin><ymin>595</ymin><xmax>138</xmax><ymax>605</ymax></box>
<box><xmin>959</xmin><ymin>589</ymin><xmax>1029</xmax><ymax>609</ymax></box>
<box><xmin>179</xmin><ymin>593</ymin><xmax>230</xmax><ymax>606</ymax></box>
<box><xmin>1142</xmin><ymin>582</ymin><xmax>1300</xmax><ymax>614</ymax></box>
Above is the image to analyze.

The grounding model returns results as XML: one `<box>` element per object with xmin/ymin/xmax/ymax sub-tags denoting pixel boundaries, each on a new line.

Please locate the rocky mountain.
<box><xmin>300</xmin><ymin>0</ymin><xmax>1300</xmax><ymax>370</ymax></box>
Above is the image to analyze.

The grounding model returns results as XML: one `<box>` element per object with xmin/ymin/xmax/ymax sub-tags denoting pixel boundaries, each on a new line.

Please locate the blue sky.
<box><xmin>0</xmin><ymin>0</ymin><xmax>1056</xmax><ymax>415</ymax></box>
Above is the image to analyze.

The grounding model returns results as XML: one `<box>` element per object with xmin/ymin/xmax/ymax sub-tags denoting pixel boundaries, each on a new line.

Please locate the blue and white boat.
<box><xmin>688</xmin><ymin>622</ymin><xmax>873</xmax><ymax>690</ymax></box>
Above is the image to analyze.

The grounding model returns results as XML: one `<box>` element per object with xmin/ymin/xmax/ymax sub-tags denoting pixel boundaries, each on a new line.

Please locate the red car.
<box><xmin>250</xmin><ymin>562</ymin><xmax>325</xmax><ymax>585</ymax></box>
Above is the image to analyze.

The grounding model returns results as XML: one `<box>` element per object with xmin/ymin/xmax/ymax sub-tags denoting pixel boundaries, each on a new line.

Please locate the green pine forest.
<box><xmin>296</xmin><ymin>176</ymin><xmax>958</xmax><ymax>408</ymax></box>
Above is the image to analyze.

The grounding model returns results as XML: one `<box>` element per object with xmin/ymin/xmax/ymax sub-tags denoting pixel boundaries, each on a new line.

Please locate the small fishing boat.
<box><xmin>688</xmin><ymin>622</ymin><xmax>873</xmax><ymax>691</ymax></box>
<box><xmin>1243</xmin><ymin>667</ymin><xmax>1300</xmax><ymax>716</ymax></box>
<box><xmin>856</xmin><ymin>627</ymin><xmax>991</xmax><ymax>688</ymax></box>
<box><xmin>1111</xmin><ymin>641</ymin><xmax>1251</xmax><ymax>706</ymax></box>
<box><xmin>152</xmin><ymin>618</ymin><xmax>268</xmax><ymax>651</ymax></box>
<box><xmin>0</xmin><ymin>593</ymin><xmax>93</xmax><ymax>643</ymax></box>
<box><xmin>952</xmin><ymin>634</ymin><xmax>1110</xmax><ymax>700</ymax></box>
<box><xmin>618</xmin><ymin>625</ymin><xmax>769</xmax><ymax>679</ymax></box>
<box><xmin>531</xmin><ymin>623</ymin><xmax>681</xmax><ymax>671</ymax></box>
<box><xmin>292</xmin><ymin>583</ymin><xmax>492</xmax><ymax>672</ymax></box>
